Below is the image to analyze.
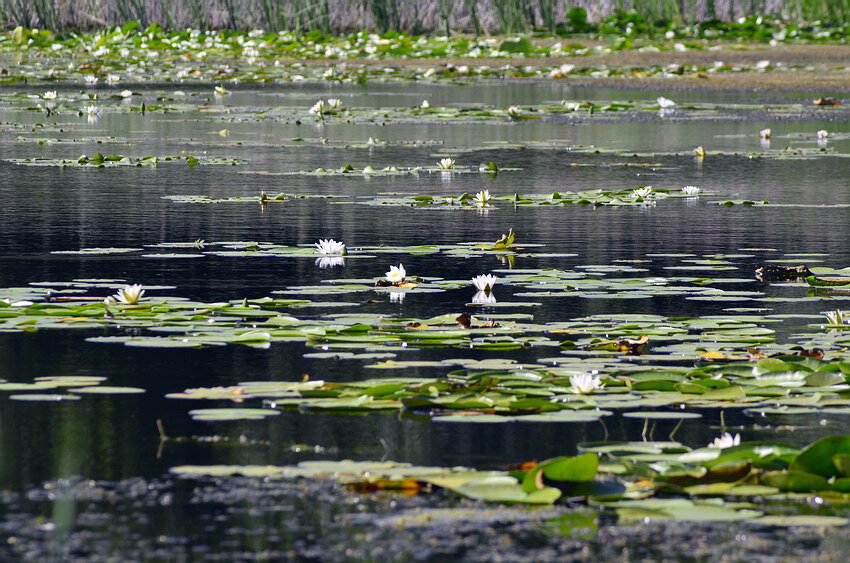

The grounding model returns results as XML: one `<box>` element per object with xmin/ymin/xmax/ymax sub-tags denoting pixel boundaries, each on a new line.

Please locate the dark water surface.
<box><xmin>1</xmin><ymin>81</ymin><xmax>849</xmax><ymax>558</ymax></box>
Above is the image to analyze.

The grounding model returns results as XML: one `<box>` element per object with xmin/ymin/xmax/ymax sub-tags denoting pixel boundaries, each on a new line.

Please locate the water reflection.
<box><xmin>315</xmin><ymin>256</ymin><xmax>345</xmax><ymax>268</ymax></box>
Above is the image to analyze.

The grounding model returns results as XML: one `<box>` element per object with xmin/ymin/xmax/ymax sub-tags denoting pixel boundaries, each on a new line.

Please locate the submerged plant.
<box><xmin>385</xmin><ymin>264</ymin><xmax>406</xmax><ymax>283</ymax></box>
<box><xmin>471</xmin><ymin>274</ymin><xmax>497</xmax><ymax>293</ymax></box>
<box><xmin>707</xmin><ymin>432</ymin><xmax>740</xmax><ymax>449</ymax></box>
<box><xmin>437</xmin><ymin>158</ymin><xmax>455</xmax><ymax>170</ymax></box>
<box><xmin>104</xmin><ymin>284</ymin><xmax>145</xmax><ymax>305</ymax></box>
<box><xmin>315</xmin><ymin>239</ymin><xmax>346</xmax><ymax>255</ymax></box>
<box><xmin>569</xmin><ymin>374</ymin><xmax>603</xmax><ymax>394</ymax></box>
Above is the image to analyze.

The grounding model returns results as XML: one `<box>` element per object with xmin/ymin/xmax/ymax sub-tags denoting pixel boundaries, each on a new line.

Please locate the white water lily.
<box><xmin>473</xmin><ymin>190</ymin><xmax>491</xmax><ymax>206</ymax></box>
<box><xmin>818</xmin><ymin>129</ymin><xmax>829</xmax><ymax>139</ymax></box>
<box><xmin>631</xmin><ymin>186</ymin><xmax>653</xmax><ymax>199</ymax></box>
<box><xmin>437</xmin><ymin>158</ymin><xmax>455</xmax><ymax>170</ymax></box>
<box><xmin>760</xmin><ymin>128</ymin><xmax>771</xmax><ymax>140</ymax></box>
<box><xmin>385</xmin><ymin>264</ymin><xmax>406</xmax><ymax>283</ymax></box>
<box><xmin>681</xmin><ymin>185</ymin><xmax>700</xmax><ymax>196</ymax></box>
<box><xmin>569</xmin><ymin>374</ymin><xmax>603</xmax><ymax>394</ymax></box>
<box><xmin>506</xmin><ymin>105</ymin><xmax>521</xmax><ymax>118</ymax></box>
<box><xmin>106</xmin><ymin>74</ymin><xmax>120</xmax><ymax>85</ymax></box>
<box><xmin>562</xmin><ymin>101</ymin><xmax>581</xmax><ymax>111</ymax></box>
<box><xmin>656</xmin><ymin>96</ymin><xmax>676</xmax><ymax>108</ymax></box>
<box><xmin>86</xmin><ymin>105</ymin><xmax>99</xmax><ymax>117</ymax></box>
<box><xmin>315</xmin><ymin>256</ymin><xmax>345</xmax><ymax>269</ymax></box>
<box><xmin>708</xmin><ymin>432</ymin><xmax>740</xmax><ymax>449</ymax></box>
<box><xmin>824</xmin><ymin>309</ymin><xmax>847</xmax><ymax>325</ymax></box>
<box><xmin>84</xmin><ymin>75</ymin><xmax>98</xmax><ymax>85</ymax></box>
<box><xmin>105</xmin><ymin>284</ymin><xmax>145</xmax><ymax>305</ymax></box>
<box><xmin>694</xmin><ymin>146</ymin><xmax>706</xmax><ymax>157</ymax></box>
<box><xmin>326</xmin><ymin>98</ymin><xmax>342</xmax><ymax>109</ymax></box>
<box><xmin>309</xmin><ymin>100</ymin><xmax>324</xmax><ymax>115</ymax></box>
<box><xmin>471</xmin><ymin>274</ymin><xmax>497</xmax><ymax>293</ymax></box>
<box><xmin>315</xmin><ymin>238</ymin><xmax>346</xmax><ymax>255</ymax></box>
<box><xmin>472</xmin><ymin>290</ymin><xmax>497</xmax><ymax>305</ymax></box>
<box><xmin>1</xmin><ymin>298</ymin><xmax>33</xmax><ymax>307</ymax></box>
<box><xmin>43</xmin><ymin>90</ymin><xmax>57</xmax><ymax>100</ymax></box>
<box><xmin>120</xmin><ymin>89</ymin><xmax>133</xmax><ymax>98</ymax></box>
<box><xmin>421</xmin><ymin>100</ymin><xmax>430</xmax><ymax>109</ymax></box>
<box><xmin>214</xmin><ymin>85</ymin><xmax>228</xmax><ymax>96</ymax></box>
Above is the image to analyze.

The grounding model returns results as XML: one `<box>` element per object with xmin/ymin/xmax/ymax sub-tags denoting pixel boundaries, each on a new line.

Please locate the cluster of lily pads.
<box><xmin>4</xmin><ymin>22</ymin><xmax>850</xmax><ymax>87</ymax></box>
<box><xmin>169</xmin><ymin>433</ymin><xmax>850</xmax><ymax>527</ymax></box>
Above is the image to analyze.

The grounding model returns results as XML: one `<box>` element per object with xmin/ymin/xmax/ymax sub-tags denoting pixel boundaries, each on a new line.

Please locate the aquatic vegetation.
<box><xmin>760</xmin><ymin>128</ymin><xmax>772</xmax><ymax>140</ymax></box>
<box><xmin>315</xmin><ymin>239</ymin><xmax>346</xmax><ymax>255</ymax></box>
<box><xmin>694</xmin><ymin>146</ymin><xmax>706</xmax><ymax>157</ymax></box>
<box><xmin>437</xmin><ymin>158</ymin><xmax>455</xmax><ymax>170</ymax></box>
<box><xmin>824</xmin><ymin>310</ymin><xmax>847</xmax><ymax>326</ymax></box>
<box><xmin>471</xmin><ymin>274</ymin><xmax>497</xmax><ymax>293</ymax></box>
<box><xmin>568</xmin><ymin>374</ymin><xmax>603</xmax><ymax>394</ymax></box>
<box><xmin>105</xmin><ymin>284</ymin><xmax>145</xmax><ymax>305</ymax></box>
<box><xmin>708</xmin><ymin>432</ymin><xmax>741</xmax><ymax>449</ymax></box>
<box><xmin>818</xmin><ymin>130</ymin><xmax>829</xmax><ymax>139</ymax></box>
<box><xmin>385</xmin><ymin>264</ymin><xmax>406</xmax><ymax>283</ymax></box>
<box><xmin>631</xmin><ymin>186</ymin><xmax>653</xmax><ymax>200</ymax></box>
<box><xmin>656</xmin><ymin>96</ymin><xmax>675</xmax><ymax>109</ymax></box>
<box><xmin>473</xmin><ymin>190</ymin><xmax>491</xmax><ymax>206</ymax></box>
<box><xmin>681</xmin><ymin>186</ymin><xmax>700</xmax><ymax>196</ymax></box>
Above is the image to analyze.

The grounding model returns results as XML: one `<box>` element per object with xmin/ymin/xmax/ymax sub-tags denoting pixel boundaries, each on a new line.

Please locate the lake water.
<box><xmin>1</xmin><ymin>80</ymin><xmax>849</xmax><ymax>558</ymax></box>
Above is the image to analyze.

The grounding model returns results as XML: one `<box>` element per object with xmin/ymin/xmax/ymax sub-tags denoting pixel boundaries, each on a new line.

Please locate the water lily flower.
<box><xmin>105</xmin><ymin>284</ymin><xmax>145</xmax><ymax>305</ymax></box>
<box><xmin>631</xmin><ymin>186</ymin><xmax>653</xmax><ymax>199</ymax></box>
<box><xmin>563</xmin><ymin>101</ymin><xmax>581</xmax><ymax>111</ymax></box>
<box><xmin>309</xmin><ymin>100</ymin><xmax>324</xmax><ymax>114</ymax></box>
<box><xmin>694</xmin><ymin>146</ymin><xmax>706</xmax><ymax>157</ymax></box>
<box><xmin>86</xmin><ymin>105</ymin><xmax>99</xmax><ymax>117</ymax></box>
<box><xmin>824</xmin><ymin>309</ymin><xmax>847</xmax><ymax>325</ymax></box>
<box><xmin>506</xmin><ymin>105</ymin><xmax>521</xmax><ymax>118</ymax></box>
<box><xmin>681</xmin><ymin>185</ymin><xmax>700</xmax><ymax>196</ymax></box>
<box><xmin>315</xmin><ymin>256</ymin><xmax>345</xmax><ymax>269</ymax></box>
<box><xmin>120</xmin><ymin>89</ymin><xmax>133</xmax><ymax>98</ymax></box>
<box><xmin>569</xmin><ymin>374</ymin><xmax>603</xmax><ymax>394</ymax></box>
<box><xmin>471</xmin><ymin>274</ymin><xmax>497</xmax><ymax>293</ymax></box>
<box><xmin>708</xmin><ymin>432</ymin><xmax>740</xmax><ymax>449</ymax></box>
<box><xmin>760</xmin><ymin>128</ymin><xmax>771</xmax><ymax>140</ymax></box>
<box><xmin>1</xmin><ymin>298</ymin><xmax>33</xmax><ymax>307</ymax></box>
<box><xmin>472</xmin><ymin>290</ymin><xmax>497</xmax><ymax>304</ymax></box>
<box><xmin>438</xmin><ymin>158</ymin><xmax>455</xmax><ymax>170</ymax></box>
<box><xmin>106</xmin><ymin>74</ymin><xmax>120</xmax><ymax>85</ymax></box>
<box><xmin>818</xmin><ymin>129</ymin><xmax>829</xmax><ymax>139</ymax></box>
<box><xmin>85</xmin><ymin>75</ymin><xmax>98</xmax><ymax>85</ymax></box>
<box><xmin>43</xmin><ymin>91</ymin><xmax>57</xmax><ymax>100</ymax></box>
<box><xmin>385</xmin><ymin>264</ymin><xmax>406</xmax><ymax>283</ymax></box>
<box><xmin>315</xmin><ymin>238</ymin><xmax>346</xmax><ymax>255</ymax></box>
<box><xmin>214</xmin><ymin>85</ymin><xmax>228</xmax><ymax>96</ymax></box>
<box><xmin>474</xmin><ymin>190</ymin><xmax>491</xmax><ymax>206</ymax></box>
<box><xmin>656</xmin><ymin>96</ymin><xmax>676</xmax><ymax>108</ymax></box>
<box><xmin>421</xmin><ymin>100</ymin><xmax>430</xmax><ymax>109</ymax></box>
<box><xmin>326</xmin><ymin>98</ymin><xmax>342</xmax><ymax>109</ymax></box>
